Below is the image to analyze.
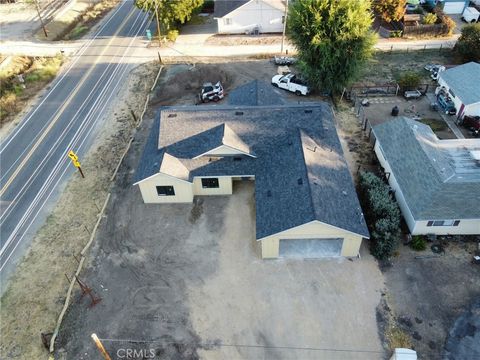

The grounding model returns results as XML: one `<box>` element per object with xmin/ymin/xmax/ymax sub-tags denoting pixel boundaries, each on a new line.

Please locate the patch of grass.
<box><xmin>66</xmin><ymin>25</ymin><xmax>89</xmax><ymax>40</ymax></box>
<box><xmin>387</xmin><ymin>326</ymin><xmax>413</xmax><ymax>349</ymax></box>
<box><xmin>0</xmin><ymin>55</ymin><xmax>64</xmax><ymax>125</ymax></box>
<box><xmin>418</xmin><ymin>118</ymin><xmax>447</xmax><ymax>132</ymax></box>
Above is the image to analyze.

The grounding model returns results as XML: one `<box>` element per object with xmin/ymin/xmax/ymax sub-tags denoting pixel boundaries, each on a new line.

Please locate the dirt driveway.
<box><xmin>56</xmin><ymin>109</ymin><xmax>385</xmax><ymax>359</ymax></box>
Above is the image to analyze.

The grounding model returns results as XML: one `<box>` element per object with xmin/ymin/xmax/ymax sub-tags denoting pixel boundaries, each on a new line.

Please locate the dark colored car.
<box><xmin>461</xmin><ymin>115</ymin><xmax>480</xmax><ymax>136</ymax></box>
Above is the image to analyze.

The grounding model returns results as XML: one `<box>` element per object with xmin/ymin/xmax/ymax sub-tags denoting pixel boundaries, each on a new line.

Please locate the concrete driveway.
<box><xmin>56</xmin><ymin>117</ymin><xmax>385</xmax><ymax>359</ymax></box>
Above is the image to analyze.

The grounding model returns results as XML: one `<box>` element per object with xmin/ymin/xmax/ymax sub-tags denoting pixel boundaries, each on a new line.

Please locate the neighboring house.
<box><xmin>437</xmin><ymin>62</ymin><xmax>480</xmax><ymax>119</ymax></box>
<box><xmin>135</xmin><ymin>81</ymin><xmax>369</xmax><ymax>259</ymax></box>
<box><xmin>372</xmin><ymin>117</ymin><xmax>480</xmax><ymax>236</ymax></box>
<box><xmin>214</xmin><ymin>0</ymin><xmax>285</xmax><ymax>34</ymax></box>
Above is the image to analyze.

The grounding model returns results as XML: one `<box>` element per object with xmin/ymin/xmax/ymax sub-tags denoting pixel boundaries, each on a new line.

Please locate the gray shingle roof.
<box><xmin>439</xmin><ymin>62</ymin><xmax>480</xmax><ymax>106</ymax></box>
<box><xmin>136</xmin><ymin>82</ymin><xmax>369</xmax><ymax>239</ymax></box>
<box><xmin>228</xmin><ymin>80</ymin><xmax>285</xmax><ymax>106</ymax></box>
<box><xmin>214</xmin><ymin>0</ymin><xmax>249</xmax><ymax>17</ymax></box>
<box><xmin>372</xmin><ymin>117</ymin><xmax>480</xmax><ymax>220</ymax></box>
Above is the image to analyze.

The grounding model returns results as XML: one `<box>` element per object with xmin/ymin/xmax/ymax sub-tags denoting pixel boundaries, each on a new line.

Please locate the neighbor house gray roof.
<box><xmin>136</xmin><ymin>82</ymin><xmax>369</xmax><ymax>240</ymax></box>
<box><xmin>439</xmin><ymin>62</ymin><xmax>480</xmax><ymax>106</ymax></box>
<box><xmin>214</xmin><ymin>0</ymin><xmax>249</xmax><ymax>17</ymax></box>
<box><xmin>373</xmin><ymin>117</ymin><xmax>480</xmax><ymax>220</ymax></box>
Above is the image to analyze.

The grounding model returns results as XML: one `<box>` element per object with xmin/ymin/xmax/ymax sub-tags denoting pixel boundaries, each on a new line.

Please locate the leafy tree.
<box><xmin>455</xmin><ymin>23</ymin><xmax>480</xmax><ymax>62</ymax></box>
<box><xmin>397</xmin><ymin>71</ymin><xmax>421</xmax><ymax>91</ymax></box>
<box><xmin>373</xmin><ymin>0</ymin><xmax>407</xmax><ymax>23</ymax></box>
<box><xmin>287</xmin><ymin>0</ymin><xmax>376</xmax><ymax>94</ymax></box>
<box><xmin>422</xmin><ymin>12</ymin><xmax>437</xmax><ymax>25</ymax></box>
<box><xmin>135</xmin><ymin>0</ymin><xmax>203</xmax><ymax>36</ymax></box>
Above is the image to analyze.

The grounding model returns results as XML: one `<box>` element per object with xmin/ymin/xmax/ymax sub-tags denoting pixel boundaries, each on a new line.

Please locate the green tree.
<box><xmin>455</xmin><ymin>23</ymin><xmax>480</xmax><ymax>62</ymax></box>
<box><xmin>373</xmin><ymin>0</ymin><xmax>407</xmax><ymax>23</ymax></box>
<box><xmin>135</xmin><ymin>0</ymin><xmax>203</xmax><ymax>37</ymax></box>
<box><xmin>287</xmin><ymin>0</ymin><xmax>376</xmax><ymax>94</ymax></box>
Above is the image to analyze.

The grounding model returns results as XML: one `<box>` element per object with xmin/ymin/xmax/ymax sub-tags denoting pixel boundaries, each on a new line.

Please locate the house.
<box><xmin>437</xmin><ymin>62</ymin><xmax>480</xmax><ymax>119</ymax></box>
<box><xmin>424</xmin><ymin>0</ymin><xmax>469</xmax><ymax>14</ymax></box>
<box><xmin>135</xmin><ymin>81</ymin><xmax>369</xmax><ymax>259</ymax></box>
<box><xmin>213</xmin><ymin>0</ymin><xmax>285</xmax><ymax>34</ymax></box>
<box><xmin>372</xmin><ymin>117</ymin><xmax>480</xmax><ymax>236</ymax></box>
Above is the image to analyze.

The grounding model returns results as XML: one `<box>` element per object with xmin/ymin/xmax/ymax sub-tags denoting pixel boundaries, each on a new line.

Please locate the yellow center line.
<box><xmin>0</xmin><ymin>7</ymin><xmax>136</xmax><ymax>198</ymax></box>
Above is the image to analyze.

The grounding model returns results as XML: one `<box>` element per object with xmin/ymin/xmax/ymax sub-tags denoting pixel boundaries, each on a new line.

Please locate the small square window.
<box><xmin>433</xmin><ymin>220</ymin><xmax>444</xmax><ymax>226</ymax></box>
<box><xmin>453</xmin><ymin>220</ymin><xmax>460</xmax><ymax>226</ymax></box>
<box><xmin>156</xmin><ymin>185</ymin><xmax>175</xmax><ymax>196</ymax></box>
<box><xmin>224</xmin><ymin>18</ymin><xmax>232</xmax><ymax>25</ymax></box>
<box><xmin>427</xmin><ymin>221</ymin><xmax>434</xmax><ymax>227</ymax></box>
<box><xmin>443</xmin><ymin>220</ymin><xmax>455</xmax><ymax>226</ymax></box>
<box><xmin>448</xmin><ymin>89</ymin><xmax>455</xmax><ymax>98</ymax></box>
<box><xmin>201</xmin><ymin>178</ymin><xmax>219</xmax><ymax>188</ymax></box>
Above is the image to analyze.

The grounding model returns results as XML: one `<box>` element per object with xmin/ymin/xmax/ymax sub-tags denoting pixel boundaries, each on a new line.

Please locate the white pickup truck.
<box><xmin>271</xmin><ymin>73</ymin><xmax>310</xmax><ymax>96</ymax></box>
<box><xmin>462</xmin><ymin>7</ymin><xmax>480</xmax><ymax>23</ymax></box>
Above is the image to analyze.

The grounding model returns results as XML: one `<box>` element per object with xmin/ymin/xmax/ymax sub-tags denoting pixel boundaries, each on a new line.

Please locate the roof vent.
<box><xmin>342</xmin><ymin>190</ymin><xmax>347</xmax><ymax>196</ymax></box>
<box><xmin>267</xmin><ymin>190</ymin><xmax>272</xmax><ymax>197</ymax></box>
<box><xmin>168</xmin><ymin>113</ymin><xmax>177</xmax><ymax>118</ymax></box>
<box><xmin>297</xmin><ymin>178</ymin><xmax>303</xmax><ymax>185</ymax></box>
<box><xmin>304</xmin><ymin>109</ymin><xmax>313</xmax><ymax>114</ymax></box>
<box><xmin>235</xmin><ymin>111</ymin><xmax>244</xmax><ymax>116</ymax></box>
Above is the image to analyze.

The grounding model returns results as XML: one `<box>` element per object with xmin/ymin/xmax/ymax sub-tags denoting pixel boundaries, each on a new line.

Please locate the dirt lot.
<box><xmin>206</xmin><ymin>34</ymin><xmax>285</xmax><ymax>46</ymax></box>
<box><xmin>380</xmin><ymin>241</ymin><xmax>480</xmax><ymax>359</ymax></box>
<box><xmin>0</xmin><ymin>62</ymin><xmax>158</xmax><ymax>360</ymax></box>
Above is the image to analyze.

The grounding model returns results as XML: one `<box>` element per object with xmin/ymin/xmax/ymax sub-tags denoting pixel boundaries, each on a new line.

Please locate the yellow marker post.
<box><xmin>68</xmin><ymin>150</ymin><xmax>84</xmax><ymax>178</ymax></box>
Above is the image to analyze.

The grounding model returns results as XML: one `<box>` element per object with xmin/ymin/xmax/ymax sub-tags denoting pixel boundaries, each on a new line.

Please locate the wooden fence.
<box><xmin>403</xmin><ymin>23</ymin><xmax>448</xmax><ymax>37</ymax></box>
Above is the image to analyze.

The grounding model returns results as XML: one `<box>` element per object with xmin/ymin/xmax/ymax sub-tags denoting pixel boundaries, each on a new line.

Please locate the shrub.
<box><xmin>455</xmin><ymin>23</ymin><xmax>480</xmax><ymax>62</ymax></box>
<box><xmin>410</xmin><ymin>235</ymin><xmax>427</xmax><ymax>251</ymax></box>
<box><xmin>166</xmin><ymin>29</ymin><xmax>179</xmax><ymax>42</ymax></box>
<box><xmin>397</xmin><ymin>71</ymin><xmax>421</xmax><ymax>90</ymax></box>
<box><xmin>434</xmin><ymin>7</ymin><xmax>456</xmax><ymax>35</ymax></box>
<box><xmin>359</xmin><ymin>171</ymin><xmax>401</xmax><ymax>260</ymax></box>
<box><xmin>423</xmin><ymin>13</ymin><xmax>437</xmax><ymax>25</ymax></box>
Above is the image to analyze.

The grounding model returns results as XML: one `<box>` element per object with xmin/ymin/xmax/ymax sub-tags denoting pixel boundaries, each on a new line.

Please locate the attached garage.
<box><xmin>443</xmin><ymin>1</ymin><xmax>467</xmax><ymax>14</ymax></box>
<box><xmin>259</xmin><ymin>221</ymin><xmax>366</xmax><ymax>259</ymax></box>
<box><xmin>279</xmin><ymin>238</ymin><xmax>343</xmax><ymax>258</ymax></box>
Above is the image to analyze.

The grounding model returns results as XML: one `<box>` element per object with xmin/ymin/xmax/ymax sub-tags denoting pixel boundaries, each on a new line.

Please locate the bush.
<box><xmin>410</xmin><ymin>235</ymin><xmax>427</xmax><ymax>251</ymax></box>
<box><xmin>166</xmin><ymin>29</ymin><xmax>179</xmax><ymax>42</ymax></box>
<box><xmin>359</xmin><ymin>171</ymin><xmax>401</xmax><ymax>260</ymax></box>
<box><xmin>423</xmin><ymin>13</ymin><xmax>437</xmax><ymax>25</ymax></box>
<box><xmin>433</xmin><ymin>7</ymin><xmax>456</xmax><ymax>35</ymax></box>
<box><xmin>455</xmin><ymin>23</ymin><xmax>480</xmax><ymax>62</ymax></box>
<box><xmin>397</xmin><ymin>71</ymin><xmax>421</xmax><ymax>90</ymax></box>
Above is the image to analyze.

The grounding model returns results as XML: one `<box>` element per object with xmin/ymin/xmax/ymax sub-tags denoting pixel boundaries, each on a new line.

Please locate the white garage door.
<box><xmin>279</xmin><ymin>238</ymin><xmax>343</xmax><ymax>258</ymax></box>
<box><xmin>443</xmin><ymin>2</ymin><xmax>466</xmax><ymax>14</ymax></box>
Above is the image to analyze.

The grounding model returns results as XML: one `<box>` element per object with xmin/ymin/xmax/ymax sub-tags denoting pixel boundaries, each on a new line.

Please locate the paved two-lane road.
<box><xmin>0</xmin><ymin>0</ymin><xmax>153</xmax><ymax>287</ymax></box>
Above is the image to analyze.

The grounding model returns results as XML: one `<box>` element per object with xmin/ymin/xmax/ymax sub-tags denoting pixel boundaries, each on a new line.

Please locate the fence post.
<box><xmin>423</xmin><ymin>44</ymin><xmax>426</xmax><ymax>51</ymax></box>
<box><xmin>391</xmin><ymin>45</ymin><xmax>393</xmax><ymax>53</ymax></box>
<box><xmin>439</xmin><ymin>44</ymin><xmax>442</xmax><ymax>53</ymax></box>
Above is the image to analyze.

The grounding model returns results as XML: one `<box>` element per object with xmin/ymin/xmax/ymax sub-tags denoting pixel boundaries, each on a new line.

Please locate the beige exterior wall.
<box><xmin>137</xmin><ymin>173</ymin><xmax>194</xmax><ymax>203</ymax></box>
<box><xmin>413</xmin><ymin>219</ymin><xmax>480</xmax><ymax>235</ymax></box>
<box><xmin>259</xmin><ymin>220</ymin><xmax>364</xmax><ymax>259</ymax></box>
<box><xmin>192</xmin><ymin>176</ymin><xmax>233</xmax><ymax>196</ymax></box>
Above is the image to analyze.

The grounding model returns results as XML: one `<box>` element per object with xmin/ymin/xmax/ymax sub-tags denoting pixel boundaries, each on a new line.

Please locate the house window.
<box><xmin>156</xmin><ymin>185</ymin><xmax>175</xmax><ymax>196</ymax></box>
<box><xmin>448</xmin><ymin>89</ymin><xmax>455</xmax><ymax>98</ymax></box>
<box><xmin>426</xmin><ymin>220</ymin><xmax>460</xmax><ymax>227</ymax></box>
<box><xmin>201</xmin><ymin>178</ymin><xmax>219</xmax><ymax>188</ymax></box>
<box><xmin>224</xmin><ymin>18</ymin><xmax>232</xmax><ymax>25</ymax></box>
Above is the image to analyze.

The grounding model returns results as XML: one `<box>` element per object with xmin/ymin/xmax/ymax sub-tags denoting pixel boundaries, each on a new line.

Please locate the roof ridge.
<box><xmin>297</xmin><ymin>128</ymin><xmax>319</xmax><ymax>224</ymax></box>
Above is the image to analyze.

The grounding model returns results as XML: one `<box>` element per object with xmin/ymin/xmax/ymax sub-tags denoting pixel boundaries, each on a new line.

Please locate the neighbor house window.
<box><xmin>426</xmin><ymin>220</ymin><xmax>460</xmax><ymax>227</ymax></box>
<box><xmin>201</xmin><ymin>178</ymin><xmax>219</xmax><ymax>188</ymax></box>
<box><xmin>224</xmin><ymin>18</ymin><xmax>232</xmax><ymax>25</ymax></box>
<box><xmin>448</xmin><ymin>89</ymin><xmax>455</xmax><ymax>98</ymax></box>
<box><xmin>156</xmin><ymin>185</ymin><xmax>175</xmax><ymax>196</ymax></box>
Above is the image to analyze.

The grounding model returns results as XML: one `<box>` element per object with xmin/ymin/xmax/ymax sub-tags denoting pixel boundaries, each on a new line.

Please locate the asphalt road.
<box><xmin>0</xmin><ymin>0</ymin><xmax>152</xmax><ymax>287</ymax></box>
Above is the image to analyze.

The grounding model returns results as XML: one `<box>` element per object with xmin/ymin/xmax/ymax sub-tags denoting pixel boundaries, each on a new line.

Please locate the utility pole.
<box><xmin>155</xmin><ymin>0</ymin><xmax>162</xmax><ymax>47</ymax></box>
<box><xmin>280</xmin><ymin>0</ymin><xmax>289</xmax><ymax>54</ymax></box>
<box><xmin>34</xmin><ymin>0</ymin><xmax>48</xmax><ymax>38</ymax></box>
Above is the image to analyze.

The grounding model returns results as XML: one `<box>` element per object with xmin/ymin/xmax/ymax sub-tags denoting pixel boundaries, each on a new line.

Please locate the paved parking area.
<box><xmin>56</xmin><ymin>130</ymin><xmax>386</xmax><ymax>359</ymax></box>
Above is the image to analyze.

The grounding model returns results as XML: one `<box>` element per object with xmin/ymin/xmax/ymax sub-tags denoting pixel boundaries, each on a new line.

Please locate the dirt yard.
<box><xmin>206</xmin><ymin>34</ymin><xmax>286</xmax><ymax>46</ymax></box>
<box><xmin>380</xmin><ymin>241</ymin><xmax>480</xmax><ymax>359</ymax></box>
<box><xmin>0</xmin><ymin>62</ymin><xmax>159</xmax><ymax>360</ymax></box>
